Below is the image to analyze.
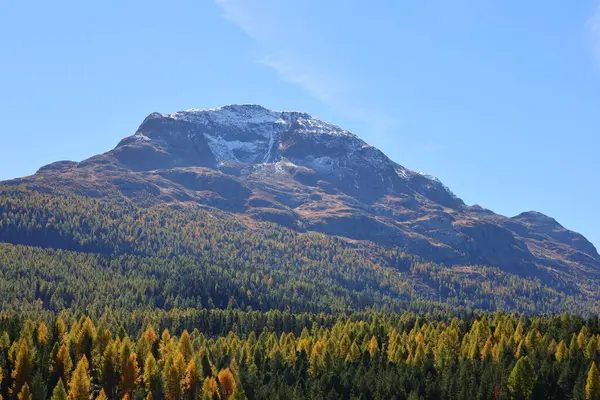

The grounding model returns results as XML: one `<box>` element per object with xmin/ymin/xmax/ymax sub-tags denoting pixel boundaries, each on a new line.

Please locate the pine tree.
<box><xmin>586</xmin><ymin>362</ymin><xmax>600</xmax><ymax>400</ymax></box>
<box><xmin>507</xmin><ymin>356</ymin><xmax>536</xmax><ymax>400</ymax></box>
<box><xmin>51</xmin><ymin>380</ymin><xmax>68</xmax><ymax>400</ymax></box>
<box><xmin>77</xmin><ymin>318</ymin><xmax>95</xmax><ymax>361</ymax></box>
<box><xmin>68</xmin><ymin>356</ymin><xmax>91</xmax><ymax>400</ymax></box>
<box><xmin>586</xmin><ymin>338</ymin><xmax>598</xmax><ymax>362</ymax></box>
<box><xmin>100</xmin><ymin>341</ymin><xmax>119</xmax><ymax>397</ymax></box>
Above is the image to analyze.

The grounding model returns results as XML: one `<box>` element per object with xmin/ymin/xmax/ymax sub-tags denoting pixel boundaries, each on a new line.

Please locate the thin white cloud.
<box><xmin>589</xmin><ymin>2</ymin><xmax>600</xmax><ymax>60</ymax></box>
<box><xmin>215</xmin><ymin>0</ymin><xmax>396</xmax><ymax>134</ymax></box>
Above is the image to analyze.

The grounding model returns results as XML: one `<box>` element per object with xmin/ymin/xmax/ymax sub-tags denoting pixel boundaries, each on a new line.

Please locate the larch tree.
<box><xmin>555</xmin><ymin>340</ymin><xmax>567</xmax><ymax>362</ymax></box>
<box><xmin>120</xmin><ymin>352</ymin><xmax>140</xmax><ymax>397</ymax></box>
<box><xmin>218</xmin><ymin>368</ymin><xmax>236</xmax><ymax>400</ymax></box>
<box><xmin>68</xmin><ymin>355</ymin><xmax>91</xmax><ymax>400</ymax></box>
<box><xmin>11</xmin><ymin>338</ymin><xmax>36</xmax><ymax>396</ymax></box>
<box><xmin>50</xmin><ymin>380</ymin><xmax>67</xmax><ymax>400</ymax></box>
<box><xmin>163</xmin><ymin>352</ymin><xmax>186</xmax><ymax>400</ymax></box>
<box><xmin>183</xmin><ymin>359</ymin><xmax>200</xmax><ymax>400</ymax></box>
<box><xmin>586</xmin><ymin>362</ymin><xmax>600</xmax><ymax>400</ymax></box>
<box><xmin>201</xmin><ymin>376</ymin><xmax>220</xmax><ymax>400</ymax></box>
<box><xmin>143</xmin><ymin>353</ymin><xmax>161</xmax><ymax>399</ymax></box>
<box><xmin>37</xmin><ymin>321</ymin><xmax>49</xmax><ymax>346</ymax></box>
<box><xmin>17</xmin><ymin>383</ymin><xmax>32</xmax><ymax>400</ymax></box>
<box><xmin>51</xmin><ymin>343</ymin><xmax>73</xmax><ymax>385</ymax></box>
<box><xmin>367</xmin><ymin>336</ymin><xmax>379</xmax><ymax>359</ymax></box>
<box><xmin>178</xmin><ymin>330</ymin><xmax>194</xmax><ymax>363</ymax></box>
<box><xmin>95</xmin><ymin>389</ymin><xmax>108</xmax><ymax>400</ymax></box>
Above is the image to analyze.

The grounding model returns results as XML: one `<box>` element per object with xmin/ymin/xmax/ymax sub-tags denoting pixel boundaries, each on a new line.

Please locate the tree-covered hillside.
<box><xmin>0</xmin><ymin>186</ymin><xmax>597</xmax><ymax>317</ymax></box>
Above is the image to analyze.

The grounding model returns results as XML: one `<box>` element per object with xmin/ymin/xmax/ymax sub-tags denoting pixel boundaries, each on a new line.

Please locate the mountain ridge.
<box><xmin>3</xmin><ymin>104</ymin><xmax>598</xmax><ymax>284</ymax></box>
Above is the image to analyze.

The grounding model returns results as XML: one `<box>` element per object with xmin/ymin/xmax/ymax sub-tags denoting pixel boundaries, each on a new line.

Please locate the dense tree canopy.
<box><xmin>0</xmin><ymin>311</ymin><xmax>598</xmax><ymax>399</ymax></box>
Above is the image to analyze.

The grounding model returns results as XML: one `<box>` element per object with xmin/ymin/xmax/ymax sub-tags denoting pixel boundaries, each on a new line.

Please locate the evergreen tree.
<box><xmin>100</xmin><ymin>341</ymin><xmax>119</xmax><ymax>397</ymax></box>
<box><xmin>507</xmin><ymin>356</ymin><xmax>536</xmax><ymax>400</ymax></box>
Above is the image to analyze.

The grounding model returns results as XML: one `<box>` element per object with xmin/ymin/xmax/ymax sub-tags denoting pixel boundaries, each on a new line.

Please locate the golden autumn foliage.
<box><xmin>95</xmin><ymin>389</ymin><xmax>108</xmax><ymax>400</ymax></box>
<box><xmin>11</xmin><ymin>339</ymin><xmax>36</xmax><ymax>396</ymax></box>
<box><xmin>587</xmin><ymin>362</ymin><xmax>600</xmax><ymax>400</ymax></box>
<box><xmin>0</xmin><ymin>311</ymin><xmax>599</xmax><ymax>400</ymax></box>
<box><xmin>17</xmin><ymin>383</ymin><xmax>32</xmax><ymax>400</ymax></box>
<box><xmin>218</xmin><ymin>368</ymin><xmax>236</xmax><ymax>400</ymax></box>
<box><xmin>201</xmin><ymin>376</ymin><xmax>220</xmax><ymax>400</ymax></box>
<box><xmin>67</xmin><ymin>356</ymin><xmax>91</xmax><ymax>400</ymax></box>
<box><xmin>120</xmin><ymin>353</ymin><xmax>140</xmax><ymax>396</ymax></box>
<box><xmin>37</xmin><ymin>321</ymin><xmax>49</xmax><ymax>345</ymax></box>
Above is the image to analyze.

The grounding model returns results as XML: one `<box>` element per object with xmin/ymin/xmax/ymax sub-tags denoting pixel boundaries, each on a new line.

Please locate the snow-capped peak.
<box><xmin>169</xmin><ymin>104</ymin><xmax>284</xmax><ymax>130</ymax></box>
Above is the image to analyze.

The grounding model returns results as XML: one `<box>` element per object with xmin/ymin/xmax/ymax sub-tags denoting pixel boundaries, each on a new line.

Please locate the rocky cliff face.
<box><xmin>6</xmin><ymin>104</ymin><xmax>599</xmax><ymax>279</ymax></box>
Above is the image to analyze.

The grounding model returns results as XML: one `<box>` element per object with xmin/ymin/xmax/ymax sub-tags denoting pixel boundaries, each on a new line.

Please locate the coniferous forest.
<box><xmin>0</xmin><ymin>311</ymin><xmax>600</xmax><ymax>400</ymax></box>
<box><xmin>0</xmin><ymin>188</ymin><xmax>600</xmax><ymax>399</ymax></box>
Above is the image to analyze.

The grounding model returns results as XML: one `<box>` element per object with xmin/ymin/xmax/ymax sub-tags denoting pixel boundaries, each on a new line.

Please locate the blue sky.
<box><xmin>1</xmin><ymin>1</ymin><xmax>599</xmax><ymax>247</ymax></box>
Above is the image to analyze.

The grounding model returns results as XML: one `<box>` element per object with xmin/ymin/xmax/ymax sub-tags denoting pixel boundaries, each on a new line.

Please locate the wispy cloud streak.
<box><xmin>589</xmin><ymin>2</ymin><xmax>600</xmax><ymax>60</ymax></box>
<box><xmin>215</xmin><ymin>0</ymin><xmax>395</xmax><ymax>134</ymax></box>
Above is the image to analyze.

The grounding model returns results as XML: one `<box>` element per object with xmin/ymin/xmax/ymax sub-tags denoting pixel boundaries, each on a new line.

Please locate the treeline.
<box><xmin>0</xmin><ymin>187</ymin><xmax>598</xmax><ymax>316</ymax></box>
<box><xmin>1</xmin><ymin>310</ymin><xmax>600</xmax><ymax>399</ymax></box>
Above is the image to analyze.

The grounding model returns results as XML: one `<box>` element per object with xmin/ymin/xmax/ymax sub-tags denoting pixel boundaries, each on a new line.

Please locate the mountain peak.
<box><xmin>512</xmin><ymin>211</ymin><xmax>560</xmax><ymax>226</ymax></box>
<box><xmin>8</xmin><ymin>104</ymin><xmax>600</xmax><ymax>282</ymax></box>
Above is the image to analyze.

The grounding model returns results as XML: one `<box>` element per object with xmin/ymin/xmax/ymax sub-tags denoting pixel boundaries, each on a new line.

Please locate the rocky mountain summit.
<box><xmin>6</xmin><ymin>104</ymin><xmax>599</xmax><ymax>281</ymax></box>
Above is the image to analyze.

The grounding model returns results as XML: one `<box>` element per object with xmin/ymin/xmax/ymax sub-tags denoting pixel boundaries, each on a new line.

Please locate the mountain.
<box><xmin>1</xmin><ymin>104</ymin><xmax>598</xmax><ymax>314</ymax></box>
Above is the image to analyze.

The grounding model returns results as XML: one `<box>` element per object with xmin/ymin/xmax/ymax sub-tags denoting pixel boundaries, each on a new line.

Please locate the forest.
<box><xmin>0</xmin><ymin>187</ymin><xmax>597</xmax><ymax>317</ymax></box>
<box><xmin>0</xmin><ymin>310</ymin><xmax>600</xmax><ymax>399</ymax></box>
<box><xmin>1</xmin><ymin>188</ymin><xmax>600</xmax><ymax>399</ymax></box>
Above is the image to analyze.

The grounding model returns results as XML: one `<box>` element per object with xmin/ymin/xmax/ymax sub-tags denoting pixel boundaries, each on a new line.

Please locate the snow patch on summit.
<box><xmin>169</xmin><ymin>105</ymin><xmax>283</xmax><ymax>137</ymax></box>
<box><xmin>296</xmin><ymin>116</ymin><xmax>353</xmax><ymax>137</ymax></box>
<box><xmin>415</xmin><ymin>171</ymin><xmax>459</xmax><ymax>200</ymax></box>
